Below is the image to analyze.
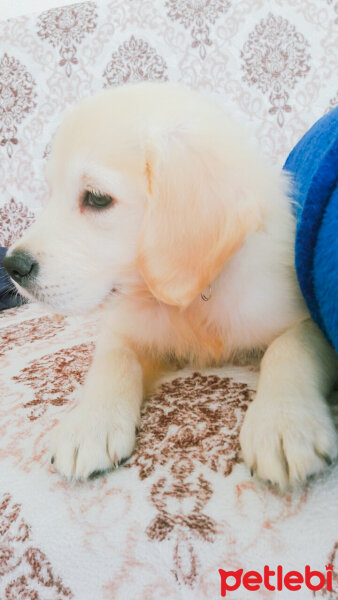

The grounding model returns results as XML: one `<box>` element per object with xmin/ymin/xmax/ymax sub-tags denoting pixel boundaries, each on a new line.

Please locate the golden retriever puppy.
<box><xmin>4</xmin><ymin>83</ymin><xmax>337</xmax><ymax>488</ymax></box>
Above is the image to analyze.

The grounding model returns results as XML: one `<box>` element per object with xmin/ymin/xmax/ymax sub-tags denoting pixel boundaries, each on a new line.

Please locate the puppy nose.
<box><xmin>2</xmin><ymin>251</ymin><xmax>39</xmax><ymax>286</ymax></box>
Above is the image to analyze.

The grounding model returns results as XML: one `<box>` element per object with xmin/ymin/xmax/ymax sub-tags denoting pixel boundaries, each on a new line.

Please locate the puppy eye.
<box><xmin>82</xmin><ymin>190</ymin><xmax>115</xmax><ymax>210</ymax></box>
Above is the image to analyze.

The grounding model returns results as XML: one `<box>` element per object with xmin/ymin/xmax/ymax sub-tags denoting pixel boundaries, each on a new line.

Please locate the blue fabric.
<box><xmin>283</xmin><ymin>106</ymin><xmax>338</xmax><ymax>350</ymax></box>
<box><xmin>0</xmin><ymin>247</ymin><xmax>24</xmax><ymax>310</ymax></box>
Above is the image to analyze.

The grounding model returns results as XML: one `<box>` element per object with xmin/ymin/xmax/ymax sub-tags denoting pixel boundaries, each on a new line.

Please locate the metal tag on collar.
<box><xmin>201</xmin><ymin>285</ymin><xmax>212</xmax><ymax>301</ymax></box>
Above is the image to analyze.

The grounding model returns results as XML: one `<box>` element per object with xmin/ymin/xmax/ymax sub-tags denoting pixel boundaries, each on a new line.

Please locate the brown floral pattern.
<box><xmin>165</xmin><ymin>0</ymin><xmax>231</xmax><ymax>59</ymax></box>
<box><xmin>133</xmin><ymin>373</ymin><xmax>252</xmax><ymax>479</ymax></box>
<box><xmin>37</xmin><ymin>2</ymin><xmax>98</xmax><ymax>77</ymax></box>
<box><xmin>0</xmin><ymin>304</ymin><xmax>337</xmax><ymax>598</ymax></box>
<box><xmin>0</xmin><ymin>493</ymin><xmax>73</xmax><ymax>599</ymax></box>
<box><xmin>13</xmin><ymin>341</ymin><xmax>94</xmax><ymax>420</ymax></box>
<box><xmin>0</xmin><ymin>314</ymin><xmax>66</xmax><ymax>357</ymax></box>
<box><xmin>103</xmin><ymin>36</ymin><xmax>168</xmax><ymax>87</ymax></box>
<box><xmin>146</xmin><ymin>464</ymin><xmax>215</xmax><ymax>586</ymax></box>
<box><xmin>130</xmin><ymin>372</ymin><xmax>253</xmax><ymax>585</ymax></box>
<box><xmin>241</xmin><ymin>13</ymin><xmax>311</xmax><ymax>127</ymax></box>
<box><xmin>0</xmin><ymin>54</ymin><xmax>37</xmax><ymax>158</ymax></box>
<box><xmin>0</xmin><ymin>198</ymin><xmax>35</xmax><ymax>247</ymax></box>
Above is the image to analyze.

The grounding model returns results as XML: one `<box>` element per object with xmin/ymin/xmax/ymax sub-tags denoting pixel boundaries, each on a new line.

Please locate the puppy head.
<box><xmin>5</xmin><ymin>83</ymin><xmax>263</xmax><ymax>314</ymax></box>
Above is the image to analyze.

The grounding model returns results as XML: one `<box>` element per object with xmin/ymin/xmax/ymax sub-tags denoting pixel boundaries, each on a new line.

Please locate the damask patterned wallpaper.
<box><xmin>0</xmin><ymin>0</ymin><xmax>337</xmax><ymax>247</ymax></box>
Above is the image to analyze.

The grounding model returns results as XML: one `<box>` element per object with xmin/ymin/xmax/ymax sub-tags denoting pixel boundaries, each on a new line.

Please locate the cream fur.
<box><xmin>8</xmin><ymin>83</ymin><xmax>338</xmax><ymax>488</ymax></box>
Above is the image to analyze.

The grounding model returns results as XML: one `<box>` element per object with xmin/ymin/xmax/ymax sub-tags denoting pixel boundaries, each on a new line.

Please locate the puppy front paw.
<box><xmin>50</xmin><ymin>403</ymin><xmax>137</xmax><ymax>480</ymax></box>
<box><xmin>240</xmin><ymin>394</ymin><xmax>338</xmax><ymax>489</ymax></box>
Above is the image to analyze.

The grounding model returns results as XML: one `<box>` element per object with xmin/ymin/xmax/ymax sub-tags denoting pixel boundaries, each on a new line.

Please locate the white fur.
<box><xmin>8</xmin><ymin>83</ymin><xmax>338</xmax><ymax>488</ymax></box>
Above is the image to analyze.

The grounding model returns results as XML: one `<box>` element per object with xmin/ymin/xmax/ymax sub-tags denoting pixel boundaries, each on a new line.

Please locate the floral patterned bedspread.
<box><xmin>0</xmin><ymin>1</ymin><xmax>337</xmax><ymax>598</ymax></box>
<box><xmin>0</xmin><ymin>303</ymin><xmax>337</xmax><ymax>599</ymax></box>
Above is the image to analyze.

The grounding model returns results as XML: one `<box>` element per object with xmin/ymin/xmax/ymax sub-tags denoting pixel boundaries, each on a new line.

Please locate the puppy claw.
<box><xmin>88</xmin><ymin>469</ymin><xmax>108</xmax><ymax>481</ymax></box>
<box><xmin>316</xmin><ymin>451</ymin><xmax>333</xmax><ymax>466</ymax></box>
<box><xmin>240</xmin><ymin>393</ymin><xmax>337</xmax><ymax>489</ymax></box>
<box><xmin>49</xmin><ymin>404</ymin><xmax>136</xmax><ymax>480</ymax></box>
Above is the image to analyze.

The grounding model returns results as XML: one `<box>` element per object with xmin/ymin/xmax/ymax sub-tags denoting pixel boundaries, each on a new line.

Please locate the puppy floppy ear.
<box><xmin>138</xmin><ymin>133</ymin><xmax>263</xmax><ymax>307</ymax></box>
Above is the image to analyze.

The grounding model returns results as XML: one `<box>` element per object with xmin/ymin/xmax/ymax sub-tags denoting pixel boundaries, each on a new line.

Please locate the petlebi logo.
<box><xmin>218</xmin><ymin>564</ymin><xmax>334</xmax><ymax>596</ymax></box>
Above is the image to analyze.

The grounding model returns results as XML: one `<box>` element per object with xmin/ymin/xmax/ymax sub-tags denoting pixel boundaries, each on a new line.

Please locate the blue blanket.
<box><xmin>284</xmin><ymin>106</ymin><xmax>338</xmax><ymax>351</ymax></box>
